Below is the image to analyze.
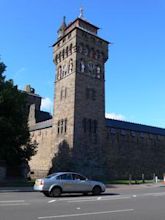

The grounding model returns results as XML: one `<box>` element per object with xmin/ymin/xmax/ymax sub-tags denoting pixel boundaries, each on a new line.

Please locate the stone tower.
<box><xmin>52</xmin><ymin>14</ymin><xmax>109</xmax><ymax>177</ymax></box>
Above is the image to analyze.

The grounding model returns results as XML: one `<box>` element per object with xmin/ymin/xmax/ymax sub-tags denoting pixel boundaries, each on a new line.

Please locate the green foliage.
<box><xmin>0</xmin><ymin>61</ymin><xmax>37</xmax><ymax>166</ymax></box>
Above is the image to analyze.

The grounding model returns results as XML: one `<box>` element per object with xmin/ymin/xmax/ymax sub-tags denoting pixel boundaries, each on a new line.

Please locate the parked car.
<box><xmin>33</xmin><ymin>172</ymin><xmax>106</xmax><ymax>197</ymax></box>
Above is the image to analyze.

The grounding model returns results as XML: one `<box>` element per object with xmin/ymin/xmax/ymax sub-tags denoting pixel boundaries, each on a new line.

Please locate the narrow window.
<box><xmin>62</xmin><ymin>49</ymin><xmax>65</xmax><ymax>59</ymax></box>
<box><xmin>88</xmin><ymin>119</ymin><xmax>92</xmax><ymax>133</ymax></box>
<box><xmin>66</xmin><ymin>46</ymin><xmax>68</xmax><ymax>57</ymax></box>
<box><xmin>61</xmin><ymin>120</ymin><xmax>64</xmax><ymax>133</ymax></box>
<box><xmin>64</xmin><ymin>119</ymin><xmax>67</xmax><ymax>133</ymax></box>
<box><xmin>69</xmin><ymin>44</ymin><xmax>72</xmax><ymax>54</ymax></box>
<box><xmin>60</xmin><ymin>89</ymin><xmax>63</xmax><ymax>100</ymax></box>
<box><xmin>65</xmin><ymin>88</ymin><xmax>67</xmax><ymax>98</ymax></box>
<box><xmin>57</xmin><ymin>121</ymin><xmax>60</xmax><ymax>134</ymax></box>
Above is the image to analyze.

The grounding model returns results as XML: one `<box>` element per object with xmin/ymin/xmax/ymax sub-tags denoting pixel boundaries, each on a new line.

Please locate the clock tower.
<box><xmin>52</xmin><ymin>14</ymin><xmax>109</xmax><ymax>177</ymax></box>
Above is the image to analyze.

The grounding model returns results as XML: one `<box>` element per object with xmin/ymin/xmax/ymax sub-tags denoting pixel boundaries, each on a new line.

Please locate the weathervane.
<box><xmin>79</xmin><ymin>7</ymin><xmax>84</xmax><ymax>19</ymax></box>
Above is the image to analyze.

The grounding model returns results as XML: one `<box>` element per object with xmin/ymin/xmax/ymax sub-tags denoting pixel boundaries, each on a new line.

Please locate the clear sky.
<box><xmin>1</xmin><ymin>0</ymin><xmax>165</xmax><ymax>128</ymax></box>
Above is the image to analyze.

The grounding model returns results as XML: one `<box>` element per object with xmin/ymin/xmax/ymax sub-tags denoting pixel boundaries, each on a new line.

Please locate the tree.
<box><xmin>0</xmin><ymin>61</ymin><xmax>37</xmax><ymax>167</ymax></box>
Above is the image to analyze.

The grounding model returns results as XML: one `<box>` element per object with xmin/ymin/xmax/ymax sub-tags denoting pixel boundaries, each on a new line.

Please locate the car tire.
<box><xmin>92</xmin><ymin>186</ymin><xmax>101</xmax><ymax>195</ymax></box>
<box><xmin>50</xmin><ymin>187</ymin><xmax>62</xmax><ymax>197</ymax></box>
<box><xmin>43</xmin><ymin>191</ymin><xmax>50</xmax><ymax>197</ymax></box>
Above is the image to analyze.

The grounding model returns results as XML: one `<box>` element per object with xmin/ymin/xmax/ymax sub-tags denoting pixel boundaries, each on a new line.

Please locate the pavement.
<box><xmin>0</xmin><ymin>182</ymin><xmax>164</xmax><ymax>192</ymax></box>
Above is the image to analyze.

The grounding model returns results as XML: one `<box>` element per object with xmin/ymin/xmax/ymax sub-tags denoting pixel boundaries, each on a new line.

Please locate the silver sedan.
<box><xmin>34</xmin><ymin>172</ymin><xmax>106</xmax><ymax>197</ymax></box>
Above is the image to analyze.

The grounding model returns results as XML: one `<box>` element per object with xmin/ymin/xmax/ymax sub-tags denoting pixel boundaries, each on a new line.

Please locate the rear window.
<box><xmin>45</xmin><ymin>173</ymin><xmax>57</xmax><ymax>179</ymax></box>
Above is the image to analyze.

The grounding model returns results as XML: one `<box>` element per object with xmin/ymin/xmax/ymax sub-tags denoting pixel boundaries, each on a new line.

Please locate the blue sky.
<box><xmin>1</xmin><ymin>0</ymin><xmax>165</xmax><ymax>128</ymax></box>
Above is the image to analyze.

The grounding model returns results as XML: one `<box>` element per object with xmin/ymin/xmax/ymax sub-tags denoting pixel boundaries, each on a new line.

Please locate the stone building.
<box><xmin>27</xmin><ymin>14</ymin><xmax>165</xmax><ymax>179</ymax></box>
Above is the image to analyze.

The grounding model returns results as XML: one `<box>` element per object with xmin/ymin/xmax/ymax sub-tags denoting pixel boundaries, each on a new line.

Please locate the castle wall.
<box><xmin>105</xmin><ymin>126</ymin><xmax>165</xmax><ymax>179</ymax></box>
<box><xmin>29</xmin><ymin>125</ymin><xmax>56</xmax><ymax>178</ymax></box>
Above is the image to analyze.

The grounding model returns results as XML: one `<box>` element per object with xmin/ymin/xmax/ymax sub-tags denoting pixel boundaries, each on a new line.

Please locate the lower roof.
<box><xmin>106</xmin><ymin>119</ymin><xmax>165</xmax><ymax>136</ymax></box>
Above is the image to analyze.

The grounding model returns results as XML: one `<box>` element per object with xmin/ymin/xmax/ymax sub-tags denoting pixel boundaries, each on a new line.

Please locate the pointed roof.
<box><xmin>57</xmin><ymin>16</ymin><xmax>67</xmax><ymax>32</ymax></box>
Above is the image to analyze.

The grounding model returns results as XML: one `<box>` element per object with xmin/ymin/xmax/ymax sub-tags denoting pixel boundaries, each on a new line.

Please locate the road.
<box><xmin>0</xmin><ymin>184</ymin><xmax>165</xmax><ymax>220</ymax></box>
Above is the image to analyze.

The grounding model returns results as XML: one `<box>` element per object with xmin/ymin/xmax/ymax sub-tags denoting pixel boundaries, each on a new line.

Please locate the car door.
<box><xmin>72</xmin><ymin>174</ymin><xmax>91</xmax><ymax>192</ymax></box>
<box><xmin>59</xmin><ymin>173</ymin><xmax>75</xmax><ymax>192</ymax></box>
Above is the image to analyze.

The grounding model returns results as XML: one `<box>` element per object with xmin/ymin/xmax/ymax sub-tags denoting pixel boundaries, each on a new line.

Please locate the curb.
<box><xmin>0</xmin><ymin>187</ymin><xmax>33</xmax><ymax>192</ymax></box>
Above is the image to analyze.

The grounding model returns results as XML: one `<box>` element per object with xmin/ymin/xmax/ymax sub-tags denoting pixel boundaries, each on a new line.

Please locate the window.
<box><xmin>88</xmin><ymin>119</ymin><xmax>92</xmax><ymax>133</ymax></box>
<box><xmin>62</xmin><ymin>49</ymin><xmax>65</xmax><ymax>59</ymax></box>
<box><xmin>65</xmin><ymin>88</ymin><xmax>67</xmax><ymax>98</ymax></box>
<box><xmin>64</xmin><ymin>119</ymin><xmax>67</xmax><ymax>133</ymax></box>
<box><xmin>68</xmin><ymin>33</ymin><xmax>71</xmax><ymax>39</ymax></box>
<box><xmin>60</xmin><ymin>120</ymin><xmax>64</xmax><ymax>133</ymax></box>
<box><xmin>57</xmin><ymin>121</ymin><xmax>60</xmax><ymax>134</ymax></box>
<box><xmin>72</xmin><ymin>174</ymin><xmax>86</xmax><ymax>180</ymax></box>
<box><xmin>57</xmin><ymin>118</ymin><xmax>68</xmax><ymax>135</ymax></box>
<box><xmin>66</xmin><ymin>46</ymin><xmax>68</xmax><ymax>57</ymax></box>
<box><xmin>60</xmin><ymin>174</ymin><xmax>72</xmax><ymax>180</ymax></box>
<box><xmin>69</xmin><ymin>44</ymin><xmax>72</xmax><ymax>54</ymax></box>
<box><xmin>60</xmin><ymin>87</ymin><xmax>67</xmax><ymax>100</ymax></box>
<box><xmin>82</xmin><ymin>118</ymin><xmax>98</xmax><ymax>134</ymax></box>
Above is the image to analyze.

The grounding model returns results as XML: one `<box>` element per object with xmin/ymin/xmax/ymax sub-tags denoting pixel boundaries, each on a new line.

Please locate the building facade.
<box><xmin>28</xmin><ymin>15</ymin><xmax>165</xmax><ymax>179</ymax></box>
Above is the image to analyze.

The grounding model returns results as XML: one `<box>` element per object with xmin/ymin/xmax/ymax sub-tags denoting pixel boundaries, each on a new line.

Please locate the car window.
<box><xmin>60</xmin><ymin>174</ymin><xmax>73</xmax><ymax>180</ymax></box>
<box><xmin>45</xmin><ymin>173</ymin><xmax>57</xmax><ymax>179</ymax></box>
<box><xmin>72</xmin><ymin>174</ymin><xmax>86</xmax><ymax>180</ymax></box>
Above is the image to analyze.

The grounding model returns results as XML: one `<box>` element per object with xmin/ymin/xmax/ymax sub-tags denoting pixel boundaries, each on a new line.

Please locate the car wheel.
<box><xmin>92</xmin><ymin>186</ymin><xmax>101</xmax><ymax>195</ymax></box>
<box><xmin>50</xmin><ymin>187</ymin><xmax>62</xmax><ymax>197</ymax></box>
<box><xmin>43</xmin><ymin>191</ymin><xmax>50</xmax><ymax>197</ymax></box>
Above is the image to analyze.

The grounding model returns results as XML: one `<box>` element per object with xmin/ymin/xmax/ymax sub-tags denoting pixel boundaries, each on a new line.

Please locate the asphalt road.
<box><xmin>0</xmin><ymin>185</ymin><xmax>165</xmax><ymax>220</ymax></box>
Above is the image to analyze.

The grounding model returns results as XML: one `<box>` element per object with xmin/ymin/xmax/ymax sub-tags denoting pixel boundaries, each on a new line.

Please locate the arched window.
<box><xmin>62</xmin><ymin>64</ymin><xmax>67</xmax><ymax>76</ymax></box>
<box><xmin>66</xmin><ymin>46</ymin><xmax>68</xmax><ymax>57</ymax></box>
<box><xmin>58</xmin><ymin>65</ymin><xmax>62</xmax><ymax>79</ymax></box>
<box><xmin>57</xmin><ymin>121</ymin><xmax>60</xmax><ymax>134</ymax></box>
<box><xmin>69</xmin><ymin>43</ymin><xmax>73</xmax><ymax>54</ymax></box>
<box><xmin>59</xmin><ymin>51</ymin><xmax>61</xmax><ymax>62</ymax></box>
<box><xmin>55</xmin><ymin>55</ymin><xmax>58</xmax><ymax>64</ymax></box>
<box><xmin>61</xmin><ymin>120</ymin><xmax>64</xmax><ymax>133</ymax></box>
<box><xmin>62</xmin><ymin>49</ymin><xmax>65</xmax><ymax>59</ymax></box>
<box><xmin>80</xmin><ymin>59</ymin><xmax>85</xmax><ymax>73</ymax></box>
<box><xmin>68</xmin><ymin>59</ymin><xmax>73</xmax><ymax>73</ymax></box>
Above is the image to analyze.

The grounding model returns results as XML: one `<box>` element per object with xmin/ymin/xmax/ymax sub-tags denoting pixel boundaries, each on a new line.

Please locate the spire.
<box><xmin>62</xmin><ymin>16</ymin><xmax>66</xmax><ymax>28</ymax></box>
<box><xmin>57</xmin><ymin>16</ymin><xmax>67</xmax><ymax>38</ymax></box>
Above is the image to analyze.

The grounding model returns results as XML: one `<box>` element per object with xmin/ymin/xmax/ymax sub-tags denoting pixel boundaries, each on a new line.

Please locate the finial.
<box><xmin>79</xmin><ymin>7</ymin><xmax>84</xmax><ymax>19</ymax></box>
<box><xmin>63</xmin><ymin>16</ymin><xmax>66</xmax><ymax>24</ymax></box>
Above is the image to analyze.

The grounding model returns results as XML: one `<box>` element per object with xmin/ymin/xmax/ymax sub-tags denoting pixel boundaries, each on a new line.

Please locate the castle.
<box><xmin>27</xmin><ymin>14</ymin><xmax>165</xmax><ymax>179</ymax></box>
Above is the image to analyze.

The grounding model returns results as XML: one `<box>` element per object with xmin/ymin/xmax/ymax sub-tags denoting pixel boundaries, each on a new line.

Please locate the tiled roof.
<box><xmin>106</xmin><ymin>119</ymin><xmax>165</xmax><ymax>136</ymax></box>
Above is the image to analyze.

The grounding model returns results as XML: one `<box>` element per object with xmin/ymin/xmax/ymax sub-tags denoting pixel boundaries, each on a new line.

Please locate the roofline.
<box><xmin>106</xmin><ymin>118</ymin><xmax>165</xmax><ymax>136</ymax></box>
<box><xmin>52</xmin><ymin>26</ymin><xmax>110</xmax><ymax>47</ymax></box>
<box><xmin>65</xmin><ymin>17</ymin><xmax>99</xmax><ymax>31</ymax></box>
